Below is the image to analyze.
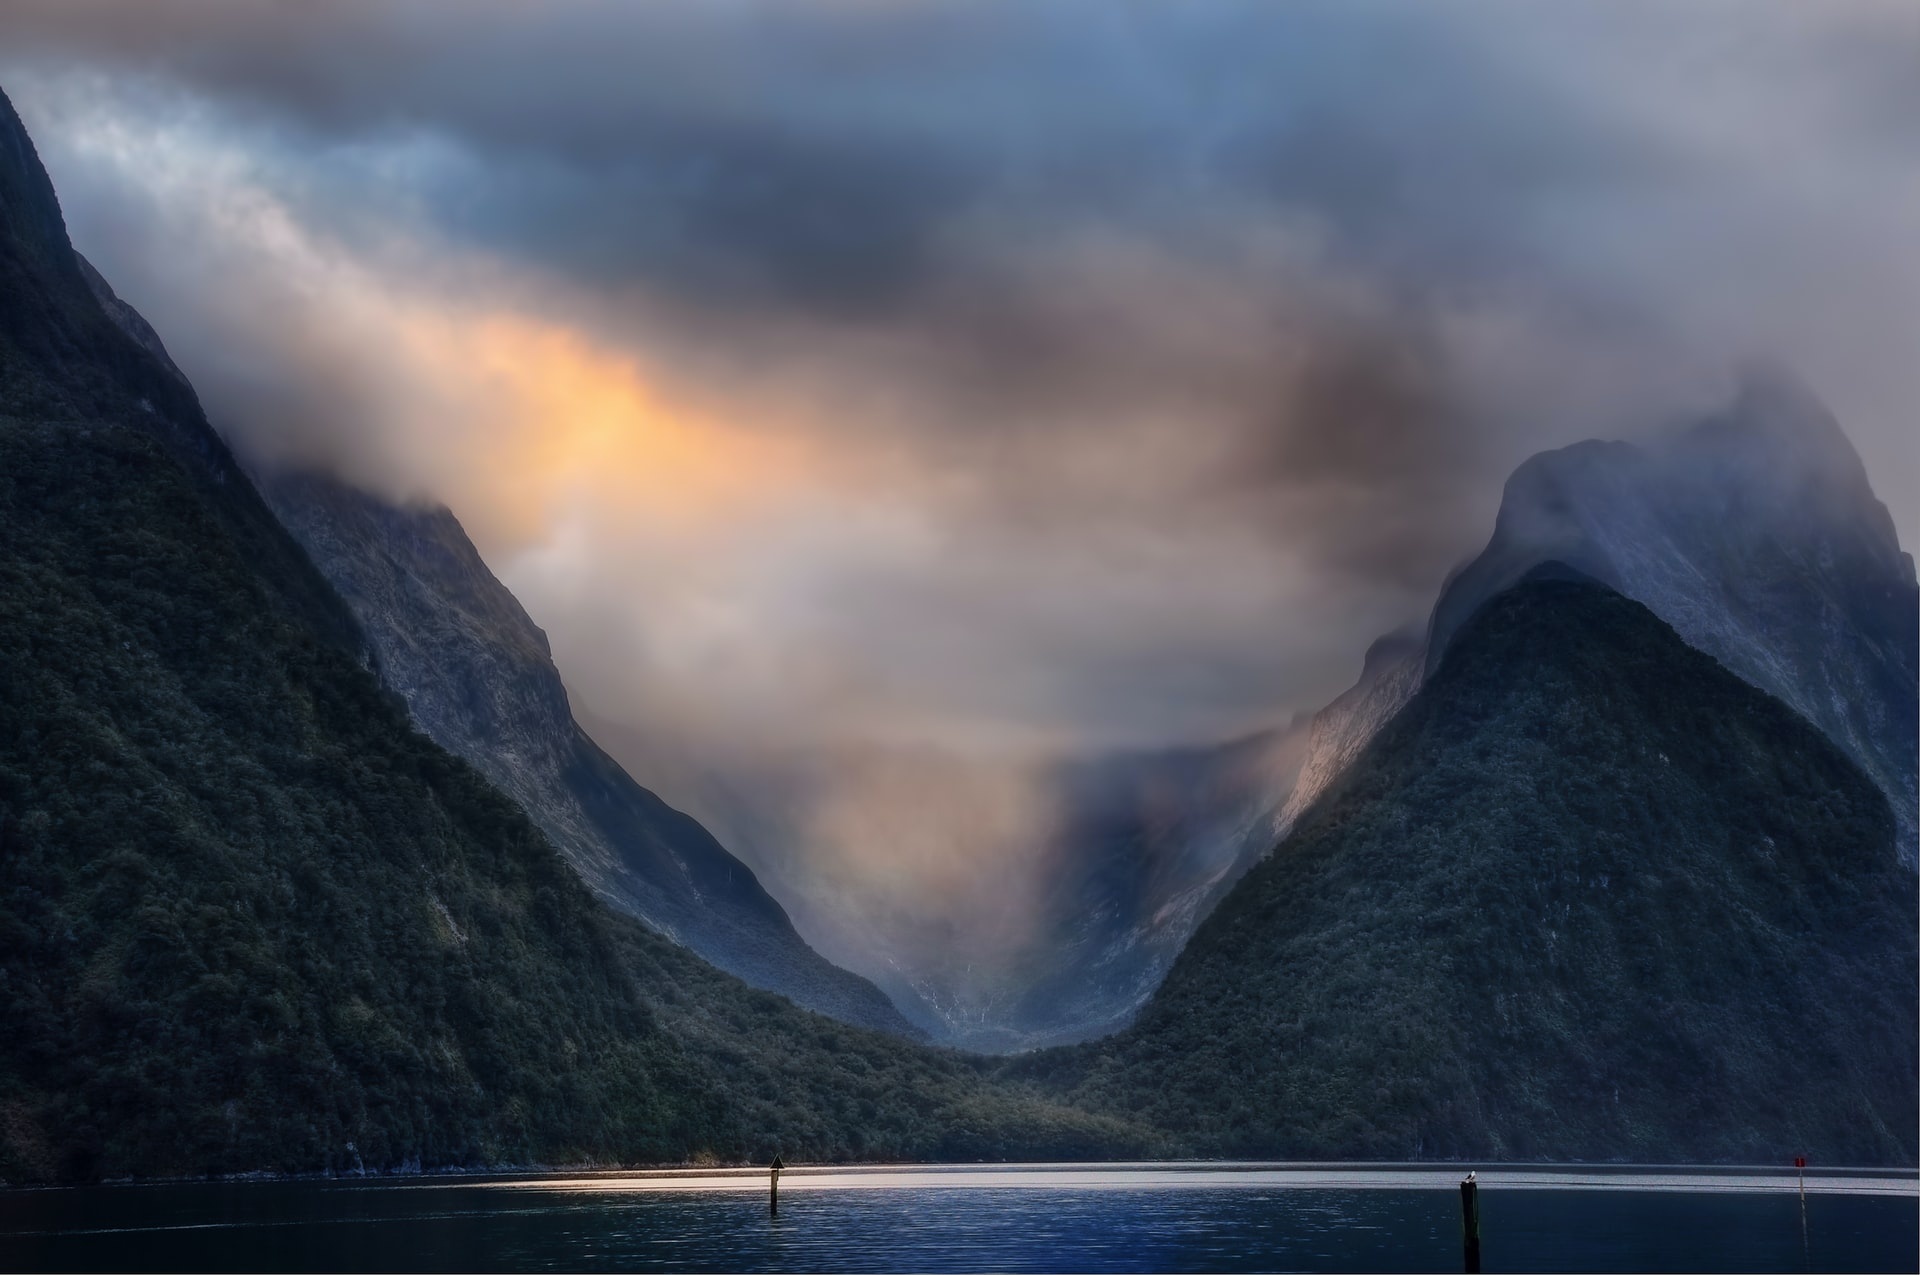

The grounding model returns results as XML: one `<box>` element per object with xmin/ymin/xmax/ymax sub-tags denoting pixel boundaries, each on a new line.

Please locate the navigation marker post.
<box><xmin>771</xmin><ymin>1155</ymin><xmax>785</xmax><ymax>1217</ymax></box>
<box><xmin>1795</xmin><ymin>1155</ymin><xmax>1808</xmax><ymax>1269</ymax></box>
<box><xmin>1461</xmin><ymin>1170</ymin><xmax>1481</xmax><ymax>1273</ymax></box>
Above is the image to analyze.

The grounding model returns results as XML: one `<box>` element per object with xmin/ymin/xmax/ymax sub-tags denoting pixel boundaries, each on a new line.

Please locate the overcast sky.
<box><xmin>3</xmin><ymin>1</ymin><xmax>1915</xmax><ymax>957</ymax></box>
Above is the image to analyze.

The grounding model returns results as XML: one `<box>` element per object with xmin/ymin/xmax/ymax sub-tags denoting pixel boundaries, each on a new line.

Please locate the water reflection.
<box><xmin>471</xmin><ymin>1162</ymin><xmax>1920</xmax><ymax>1197</ymax></box>
<box><xmin>1</xmin><ymin>1164</ymin><xmax>1913</xmax><ymax>1274</ymax></box>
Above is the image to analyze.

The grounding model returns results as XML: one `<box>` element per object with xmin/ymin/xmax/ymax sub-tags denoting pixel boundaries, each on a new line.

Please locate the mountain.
<box><xmin>68</xmin><ymin>136</ymin><xmax>914</xmax><ymax>1038</ymax></box>
<box><xmin>1020</xmin><ymin>571</ymin><xmax>1918</xmax><ymax>1164</ymax></box>
<box><xmin>582</xmin><ymin>365</ymin><xmax>1919</xmax><ymax>1053</ymax></box>
<box><xmin>917</xmin><ymin>373</ymin><xmax>1918</xmax><ymax>1054</ymax></box>
<box><xmin>963</xmin><ymin>373</ymin><xmax>1917</xmax><ymax>1052</ymax></box>
<box><xmin>1279</xmin><ymin>377</ymin><xmax>1919</xmax><ymax>866</ymax></box>
<box><xmin>58</xmin><ymin>115</ymin><xmax>911</xmax><ymax>1040</ymax></box>
<box><xmin>0</xmin><ymin>83</ymin><xmax>1145</xmax><ymax>1182</ymax></box>
<box><xmin>253</xmin><ymin>471</ymin><xmax>917</xmax><ymax>1039</ymax></box>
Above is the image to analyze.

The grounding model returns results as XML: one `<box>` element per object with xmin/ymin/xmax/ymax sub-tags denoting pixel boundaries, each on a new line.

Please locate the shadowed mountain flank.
<box><xmin>254</xmin><ymin>472</ymin><xmax>920</xmax><ymax>1040</ymax></box>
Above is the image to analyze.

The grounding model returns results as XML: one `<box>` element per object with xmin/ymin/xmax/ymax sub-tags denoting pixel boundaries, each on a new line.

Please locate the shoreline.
<box><xmin>9</xmin><ymin>1158</ymin><xmax>1915</xmax><ymax>1195</ymax></box>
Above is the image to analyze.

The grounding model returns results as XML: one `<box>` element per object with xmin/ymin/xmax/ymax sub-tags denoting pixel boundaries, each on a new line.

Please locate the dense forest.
<box><xmin>1013</xmin><ymin>573</ymin><xmax>1918</xmax><ymax>1165</ymax></box>
<box><xmin>0</xmin><ymin>405</ymin><xmax>1147</xmax><ymax>1177</ymax></box>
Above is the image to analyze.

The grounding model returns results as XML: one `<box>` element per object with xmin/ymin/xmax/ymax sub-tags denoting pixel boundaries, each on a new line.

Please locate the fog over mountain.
<box><xmin>2</xmin><ymin>2</ymin><xmax>1914</xmax><ymax>1017</ymax></box>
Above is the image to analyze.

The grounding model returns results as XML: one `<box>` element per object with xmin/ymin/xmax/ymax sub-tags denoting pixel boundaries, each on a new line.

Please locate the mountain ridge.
<box><xmin>42</xmin><ymin>100</ymin><xmax>915</xmax><ymax>1039</ymax></box>
<box><xmin>1021</xmin><ymin>571</ymin><xmax>1918</xmax><ymax>1163</ymax></box>
<box><xmin>255</xmin><ymin>472</ymin><xmax>919</xmax><ymax>1038</ymax></box>
<box><xmin>1276</xmin><ymin>375</ymin><xmax>1918</xmax><ymax>866</ymax></box>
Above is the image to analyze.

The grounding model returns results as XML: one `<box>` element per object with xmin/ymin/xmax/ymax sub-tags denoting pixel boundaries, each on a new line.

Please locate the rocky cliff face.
<box><xmin>254</xmin><ymin>472</ymin><xmax>920</xmax><ymax>1038</ymax></box>
<box><xmin>1020</xmin><ymin>726</ymin><xmax>1313</xmax><ymax>1048</ymax></box>
<box><xmin>1273</xmin><ymin>627</ymin><xmax>1425</xmax><ymax>841</ymax></box>
<box><xmin>1427</xmin><ymin>371</ymin><xmax>1917</xmax><ymax>866</ymax></box>
<box><xmin>1278</xmin><ymin>372</ymin><xmax>1918</xmax><ymax>867</ymax></box>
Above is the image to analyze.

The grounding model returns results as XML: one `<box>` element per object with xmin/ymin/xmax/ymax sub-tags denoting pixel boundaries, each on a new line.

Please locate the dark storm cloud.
<box><xmin>0</xmin><ymin>2</ymin><xmax>1012</xmax><ymax>313</ymax></box>
<box><xmin>379</xmin><ymin>111</ymin><xmax>984</xmax><ymax>317</ymax></box>
<box><xmin>0</xmin><ymin>2</ymin><xmax>1662</xmax><ymax>324</ymax></box>
<box><xmin>6</xmin><ymin>0</ymin><xmax>1911</xmax><ymax>679</ymax></box>
<box><xmin>5</xmin><ymin>0</ymin><xmax>1910</xmax><ymax>593</ymax></box>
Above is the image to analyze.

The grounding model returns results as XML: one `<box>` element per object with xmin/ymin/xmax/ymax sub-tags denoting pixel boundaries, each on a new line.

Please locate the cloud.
<box><xmin>3</xmin><ymin>0</ymin><xmax>1914</xmax><ymax>982</ymax></box>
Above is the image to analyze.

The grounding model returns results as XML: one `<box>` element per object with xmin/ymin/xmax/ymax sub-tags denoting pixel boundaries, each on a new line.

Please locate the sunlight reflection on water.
<box><xmin>475</xmin><ymin>1161</ymin><xmax>1920</xmax><ymax>1197</ymax></box>
<box><xmin>4</xmin><ymin>1163</ymin><xmax>1915</xmax><ymax>1273</ymax></box>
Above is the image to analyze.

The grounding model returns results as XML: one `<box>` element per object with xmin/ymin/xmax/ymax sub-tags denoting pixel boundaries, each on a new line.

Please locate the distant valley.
<box><xmin>571</xmin><ymin>366</ymin><xmax>1919</xmax><ymax>1051</ymax></box>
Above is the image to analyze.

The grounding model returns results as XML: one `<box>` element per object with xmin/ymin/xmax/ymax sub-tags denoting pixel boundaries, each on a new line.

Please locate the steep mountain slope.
<box><xmin>1022</xmin><ymin>572</ymin><xmax>1918</xmax><ymax>1164</ymax></box>
<box><xmin>254</xmin><ymin>472</ymin><xmax>917</xmax><ymax>1039</ymax></box>
<box><xmin>60</xmin><ymin>158</ymin><xmax>911</xmax><ymax>1039</ymax></box>
<box><xmin>955</xmin><ymin>374</ymin><xmax>1918</xmax><ymax>1053</ymax></box>
<box><xmin>1284</xmin><ymin>379</ymin><xmax>1918</xmax><ymax>865</ymax></box>
<box><xmin>0</xmin><ymin>84</ymin><xmax>1144</xmax><ymax>1182</ymax></box>
<box><xmin>1431</xmin><ymin>376</ymin><xmax>1917</xmax><ymax>865</ymax></box>
<box><xmin>1273</xmin><ymin>627</ymin><xmax>1424</xmax><ymax>837</ymax></box>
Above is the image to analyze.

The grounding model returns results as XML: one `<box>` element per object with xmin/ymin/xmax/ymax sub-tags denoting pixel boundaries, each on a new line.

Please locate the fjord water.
<box><xmin>3</xmin><ymin>1165</ymin><xmax>1914</xmax><ymax>1273</ymax></box>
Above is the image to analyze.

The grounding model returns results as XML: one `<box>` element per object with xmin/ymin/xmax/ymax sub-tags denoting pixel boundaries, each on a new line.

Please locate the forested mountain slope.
<box><xmin>0</xmin><ymin>83</ymin><xmax>1141</xmax><ymax>1184</ymax></box>
<box><xmin>256</xmin><ymin>471</ymin><xmax>916</xmax><ymax>1039</ymax></box>
<box><xmin>1021</xmin><ymin>572</ymin><xmax>1918</xmax><ymax>1165</ymax></box>
<box><xmin>1281</xmin><ymin>385</ymin><xmax>1918</xmax><ymax>868</ymax></box>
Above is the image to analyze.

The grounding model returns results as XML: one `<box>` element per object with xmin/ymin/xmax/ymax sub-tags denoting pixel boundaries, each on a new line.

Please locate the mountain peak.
<box><xmin>1659</xmin><ymin>364</ymin><xmax>1910</xmax><ymax>578</ymax></box>
<box><xmin>1056</xmin><ymin>571</ymin><xmax>1917</xmax><ymax>1163</ymax></box>
<box><xmin>1280</xmin><ymin>371</ymin><xmax>1915</xmax><ymax>872</ymax></box>
<box><xmin>1423</xmin><ymin>377</ymin><xmax>1917</xmax><ymax>864</ymax></box>
<box><xmin>1719</xmin><ymin>359</ymin><xmax>1865</xmax><ymax>463</ymax></box>
<box><xmin>0</xmin><ymin>85</ymin><xmax>79</xmax><ymax>279</ymax></box>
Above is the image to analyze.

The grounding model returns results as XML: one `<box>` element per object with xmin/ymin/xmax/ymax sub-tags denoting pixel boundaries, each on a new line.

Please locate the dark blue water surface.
<box><xmin>1</xmin><ymin>1165</ymin><xmax>1913</xmax><ymax>1273</ymax></box>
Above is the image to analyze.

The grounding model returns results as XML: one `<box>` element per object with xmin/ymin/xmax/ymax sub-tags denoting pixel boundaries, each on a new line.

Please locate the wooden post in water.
<box><xmin>1460</xmin><ymin>1171</ymin><xmax>1481</xmax><ymax>1274</ymax></box>
<box><xmin>1795</xmin><ymin>1155</ymin><xmax>1808</xmax><ymax>1269</ymax></box>
<box><xmin>770</xmin><ymin>1155</ymin><xmax>785</xmax><ymax>1217</ymax></box>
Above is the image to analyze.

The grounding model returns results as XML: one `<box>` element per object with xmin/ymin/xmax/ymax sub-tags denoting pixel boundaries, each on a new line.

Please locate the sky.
<box><xmin>2</xmin><ymin>1</ymin><xmax>1915</xmax><ymax>975</ymax></box>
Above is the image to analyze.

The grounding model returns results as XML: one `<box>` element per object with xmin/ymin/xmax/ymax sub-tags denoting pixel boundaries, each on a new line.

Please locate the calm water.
<box><xmin>2</xmin><ymin>1163</ymin><xmax>1913</xmax><ymax>1273</ymax></box>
